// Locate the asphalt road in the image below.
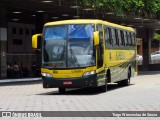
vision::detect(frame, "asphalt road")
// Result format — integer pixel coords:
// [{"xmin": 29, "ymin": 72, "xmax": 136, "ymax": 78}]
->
[{"xmin": 0, "ymin": 72, "xmax": 160, "ymax": 119}]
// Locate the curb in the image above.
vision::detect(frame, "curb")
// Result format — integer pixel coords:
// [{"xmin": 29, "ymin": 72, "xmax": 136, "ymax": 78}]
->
[{"xmin": 0, "ymin": 78, "xmax": 42, "ymax": 84}]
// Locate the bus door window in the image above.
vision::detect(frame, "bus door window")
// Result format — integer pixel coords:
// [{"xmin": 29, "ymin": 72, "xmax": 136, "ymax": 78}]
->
[
  {"xmin": 96, "ymin": 24, "xmax": 104, "ymax": 68},
  {"xmin": 98, "ymin": 31, "xmax": 104, "ymax": 68}
]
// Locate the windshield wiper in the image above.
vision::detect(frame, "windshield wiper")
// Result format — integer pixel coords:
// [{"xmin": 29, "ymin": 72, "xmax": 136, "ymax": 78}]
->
[{"xmin": 69, "ymin": 47, "xmax": 80, "ymax": 67}]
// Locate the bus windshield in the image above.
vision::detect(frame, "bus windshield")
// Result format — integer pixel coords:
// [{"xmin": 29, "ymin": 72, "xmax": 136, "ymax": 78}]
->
[{"xmin": 43, "ymin": 24, "xmax": 95, "ymax": 69}]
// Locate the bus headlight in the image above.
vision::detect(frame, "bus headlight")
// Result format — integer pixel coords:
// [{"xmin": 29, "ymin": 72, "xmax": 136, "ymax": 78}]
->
[
  {"xmin": 41, "ymin": 72, "xmax": 53, "ymax": 77},
  {"xmin": 83, "ymin": 71, "xmax": 96, "ymax": 76}
]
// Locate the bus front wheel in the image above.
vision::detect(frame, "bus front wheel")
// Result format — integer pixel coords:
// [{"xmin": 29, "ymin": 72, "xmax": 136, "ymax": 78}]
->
[
  {"xmin": 99, "ymin": 75, "xmax": 108, "ymax": 92},
  {"xmin": 59, "ymin": 88, "xmax": 66, "ymax": 93}
]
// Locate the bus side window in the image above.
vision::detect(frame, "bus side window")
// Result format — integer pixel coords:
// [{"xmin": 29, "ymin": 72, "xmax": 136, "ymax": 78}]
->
[
  {"xmin": 108, "ymin": 28, "xmax": 112, "ymax": 45},
  {"xmin": 115, "ymin": 29, "xmax": 119, "ymax": 46},
  {"xmin": 120, "ymin": 30, "xmax": 125, "ymax": 46},
  {"xmin": 104, "ymin": 26, "xmax": 111, "ymax": 47},
  {"xmin": 124, "ymin": 31, "xmax": 128, "ymax": 46},
  {"xmin": 111, "ymin": 28, "xmax": 116, "ymax": 46},
  {"xmin": 131, "ymin": 33, "xmax": 135, "ymax": 46},
  {"xmin": 129, "ymin": 32, "xmax": 133, "ymax": 46},
  {"xmin": 127, "ymin": 32, "xmax": 131, "ymax": 46},
  {"xmin": 118, "ymin": 30, "xmax": 122, "ymax": 46}
]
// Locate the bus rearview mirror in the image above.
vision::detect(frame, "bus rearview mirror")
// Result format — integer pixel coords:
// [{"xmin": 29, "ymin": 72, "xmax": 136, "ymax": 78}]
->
[
  {"xmin": 32, "ymin": 34, "xmax": 42, "ymax": 49},
  {"xmin": 93, "ymin": 31, "xmax": 100, "ymax": 46}
]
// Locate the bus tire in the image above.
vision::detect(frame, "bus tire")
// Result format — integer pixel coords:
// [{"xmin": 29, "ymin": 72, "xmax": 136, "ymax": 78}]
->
[
  {"xmin": 100, "ymin": 84, "xmax": 107, "ymax": 92},
  {"xmin": 99, "ymin": 75, "xmax": 108, "ymax": 92},
  {"xmin": 125, "ymin": 69, "xmax": 131, "ymax": 86},
  {"xmin": 59, "ymin": 88, "xmax": 66, "ymax": 93},
  {"xmin": 118, "ymin": 69, "xmax": 131, "ymax": 86}
]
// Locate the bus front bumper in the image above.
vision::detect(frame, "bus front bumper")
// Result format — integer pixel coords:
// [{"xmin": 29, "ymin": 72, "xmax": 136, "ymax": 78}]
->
[{"xmin": 42, "ymin": 74, "xmax": 97, "ymax": 88}]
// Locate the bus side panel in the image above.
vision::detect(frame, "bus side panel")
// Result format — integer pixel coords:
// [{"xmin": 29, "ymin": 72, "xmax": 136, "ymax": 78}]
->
[{"xmin": 104, "ymin": 49, "xmax": 136, "ymax": 83}]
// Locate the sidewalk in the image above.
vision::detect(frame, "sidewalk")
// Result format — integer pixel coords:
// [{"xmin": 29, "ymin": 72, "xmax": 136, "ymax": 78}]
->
[
  {"xmin": 138, "ymin": 71, "xmax": 160, "ymax": 75},
  {"xmin": 0, "ymin": 77, "xmax": 42, "ymax": 84}
]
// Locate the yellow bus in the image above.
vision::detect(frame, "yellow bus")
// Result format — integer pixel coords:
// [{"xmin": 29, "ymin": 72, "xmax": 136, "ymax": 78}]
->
[{"xmin": 32, "ymin": 19, "xmax": 136, "ymax": 93}]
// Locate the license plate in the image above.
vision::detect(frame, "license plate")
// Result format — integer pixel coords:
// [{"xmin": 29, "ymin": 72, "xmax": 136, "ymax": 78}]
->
[{"xmin": 63, "ymin": 81, "xmax": 72, "ymax": 85}]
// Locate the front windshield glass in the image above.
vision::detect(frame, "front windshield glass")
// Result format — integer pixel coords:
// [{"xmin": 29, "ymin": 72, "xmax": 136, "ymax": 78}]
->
[
  {"xmin": 43, "ymin": 25, "xmax": 67, "ymax": 68},
  {"xmin": 68, "ymin": 24, "xmax": 95, "ymax": 68},
  {"xmin": 43, "ymin": 24, "xmax": 95, "ymax": 69}
]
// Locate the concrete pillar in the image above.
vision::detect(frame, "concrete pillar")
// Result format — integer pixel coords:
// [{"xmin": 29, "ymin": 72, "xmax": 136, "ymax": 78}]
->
[
  {"xmin": 35, "ymin": 13, "xmax": 49, "ymax": 33},
  {"xmin": 142, "ymin": 28, "xmax": 154, "ymax": 70},
  {"xmin": 35, "ymin": 13, "xmax": 44, "ymax": 33},
  {"xmin": 0, "ymin": 7, "xmax": 7, "ymax": 78},
  {"xmin": 136, "ymin": 28, "xmax": 154, "ymax": 71}
]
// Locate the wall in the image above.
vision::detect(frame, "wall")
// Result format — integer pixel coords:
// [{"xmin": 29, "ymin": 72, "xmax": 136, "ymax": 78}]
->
[{"xmin": 7, "ymin": 22, "xmax": 37, "ymax": 72}]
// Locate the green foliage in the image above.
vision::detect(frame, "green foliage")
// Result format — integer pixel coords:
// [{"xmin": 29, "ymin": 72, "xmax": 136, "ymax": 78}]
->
[
  {"xmin": 155, "ymin": 34, "xmax": 160, "ymax": 41},
  {"xmin": 79, "ymin": 0, "xmax": 160, "ymax": 16}
]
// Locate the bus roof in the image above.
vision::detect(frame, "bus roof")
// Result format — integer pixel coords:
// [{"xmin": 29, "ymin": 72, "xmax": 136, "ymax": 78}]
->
[{"xmin": 44, "ymin": 19, "xmax": 135, "ymax": 32}]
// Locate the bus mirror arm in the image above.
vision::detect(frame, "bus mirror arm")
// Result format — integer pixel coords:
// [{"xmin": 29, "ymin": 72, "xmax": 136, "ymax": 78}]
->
[
  {"xmin": 93, "ymin": 31, "xmax": 100, "ymax": 46},
  {"xmin": 32, "ymin": 34, "xmax": 42, "ymax": 49}
]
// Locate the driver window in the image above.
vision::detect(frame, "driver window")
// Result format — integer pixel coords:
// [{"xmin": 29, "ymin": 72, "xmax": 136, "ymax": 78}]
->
[{"xmin": 97, "ymin": 24, "xmax": 102, "ymax": 31}]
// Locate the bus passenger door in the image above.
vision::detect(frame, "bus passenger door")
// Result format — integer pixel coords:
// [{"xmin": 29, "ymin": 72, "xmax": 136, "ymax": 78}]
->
[
  {"xmin": 96, "ymin": 24, "xmax": 104, "ymax": 68},
  {"xmin": 98, "ymin": 31, "xmax": 104, "ymax": 68}
]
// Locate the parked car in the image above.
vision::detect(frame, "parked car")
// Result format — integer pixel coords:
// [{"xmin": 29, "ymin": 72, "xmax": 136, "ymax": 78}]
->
[
  {"xmin": 151, "ymin": 50, "xmax": 160, "ymax": 64},
  {"xmin": 137, "ymin": 55, "xmax": 143, "ymax": 65},
  {"xmin": 137, "ymin": 50, "xmax": 160, "ymax": 65}
]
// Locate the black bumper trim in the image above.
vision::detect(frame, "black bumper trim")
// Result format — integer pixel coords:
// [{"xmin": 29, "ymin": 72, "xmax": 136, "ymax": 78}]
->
[{"xmin": 42, "ymin": 74, "xmax": 97, "ymax": 88}]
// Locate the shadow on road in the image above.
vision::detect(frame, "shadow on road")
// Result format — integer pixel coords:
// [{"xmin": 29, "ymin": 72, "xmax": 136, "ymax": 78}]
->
[{"xmin": 37, "ymin": 84, "xmax": 134, "ymax": 96}]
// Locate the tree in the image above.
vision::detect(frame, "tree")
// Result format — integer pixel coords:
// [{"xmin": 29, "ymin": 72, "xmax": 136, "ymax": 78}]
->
[
  {"xmin": 78, "ymin": 0, "xmax": 160, "ymax": 17},
  {"xmin": 155, "ymin": 34, "xmax": 160, "ymax": 41}
]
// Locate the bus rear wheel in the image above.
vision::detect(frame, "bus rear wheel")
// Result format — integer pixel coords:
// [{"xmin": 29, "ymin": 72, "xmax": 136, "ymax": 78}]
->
[
  {"xmin": 59, "ymin": 88, "xmax": 66, "ymax": 93},
  {"xmin": 125, "ymin": 70, "xmax": 131, "ymax": 86},
  {"xmin": 118, "ymin": 70, "xmax": 131, "ymax": 86}
]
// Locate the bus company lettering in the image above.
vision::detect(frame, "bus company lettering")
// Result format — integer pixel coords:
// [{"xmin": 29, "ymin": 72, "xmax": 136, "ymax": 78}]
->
[{"xmin": 116, "ymin": 52, "xmax": 125, "ymax": 60}]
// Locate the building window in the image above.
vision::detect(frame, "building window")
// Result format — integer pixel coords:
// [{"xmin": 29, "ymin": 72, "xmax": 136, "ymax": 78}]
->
[
  {"xmin": 25, "ymin": 29, "xmax": 30, "ymax": 35},
  {"xmin": 12, "ymin": 28, "xmax": 17, "ymax": 34},
  {"xmin": 19, "ymin": 28, "xmax": 23, "ymax": 35},
  {"xmin": 13, "ymin": 39, "xmax": 23, "ymax": 45},
  {"xmin": 31, "ymin": 29, "xmax": 35, "ymax": 35}
]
